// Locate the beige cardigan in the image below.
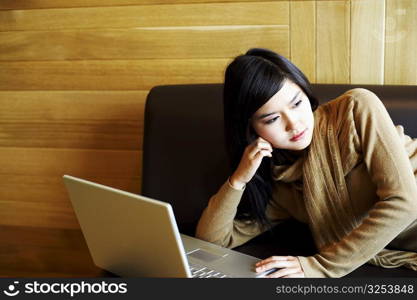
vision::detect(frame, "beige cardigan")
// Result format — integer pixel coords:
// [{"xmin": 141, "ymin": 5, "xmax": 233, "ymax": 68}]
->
[{"xmin": 196, "ymin": 89, "xmax": 417, "ymax": 277}]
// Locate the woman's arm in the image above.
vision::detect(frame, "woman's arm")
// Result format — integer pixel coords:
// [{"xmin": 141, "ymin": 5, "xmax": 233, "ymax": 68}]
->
[
  {"xmin": 195, "ymin": 178, "xmax": 290, "ymax": 249},
  {"xmin": 298, "ymin": 88, "xmax": 417, "ymax": 277}
]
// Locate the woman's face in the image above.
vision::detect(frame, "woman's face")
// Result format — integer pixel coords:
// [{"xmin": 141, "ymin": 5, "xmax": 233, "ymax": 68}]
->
[{"xmin": 250, "ymin": 79, "xmax": 314, "ymax": 151}]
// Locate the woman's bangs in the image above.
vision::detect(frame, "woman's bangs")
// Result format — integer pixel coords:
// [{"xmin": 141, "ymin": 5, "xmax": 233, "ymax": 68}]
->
[{"xmin": 249, "ymin": 63, "xmax": 283, "ymax": 113}]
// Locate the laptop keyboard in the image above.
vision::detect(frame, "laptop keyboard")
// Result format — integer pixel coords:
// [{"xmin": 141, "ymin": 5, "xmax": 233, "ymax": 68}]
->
[{"xmin": 189, "ymin": 265, "xmax": 229, "ymax": 278}]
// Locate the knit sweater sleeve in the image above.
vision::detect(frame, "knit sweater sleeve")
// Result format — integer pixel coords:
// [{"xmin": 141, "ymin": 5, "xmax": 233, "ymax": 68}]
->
[
  {"xmin": 195, "ymin": 178, "xmax": 291, "ymax": 249},
  {"xmin": 297, "ymin": 88, "xmax": 417, "ymax": 277}
]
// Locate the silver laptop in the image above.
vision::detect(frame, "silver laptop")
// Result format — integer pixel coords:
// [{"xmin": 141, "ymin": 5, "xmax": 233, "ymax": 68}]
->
[{"xmin": 63, "ymin": 175, "xmax": 277, "ymax": 278}]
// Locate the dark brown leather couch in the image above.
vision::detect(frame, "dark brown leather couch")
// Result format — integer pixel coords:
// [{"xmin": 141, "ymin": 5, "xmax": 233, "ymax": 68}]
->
[{"xmin": 142, "ymin": 83, "xmax": 417, "ymax": 277}]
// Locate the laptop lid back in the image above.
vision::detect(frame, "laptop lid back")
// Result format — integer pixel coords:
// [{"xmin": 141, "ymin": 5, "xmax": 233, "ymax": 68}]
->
[{"xmin": 63, "ymin": 175, "xmax": 191, "ymax": 277}]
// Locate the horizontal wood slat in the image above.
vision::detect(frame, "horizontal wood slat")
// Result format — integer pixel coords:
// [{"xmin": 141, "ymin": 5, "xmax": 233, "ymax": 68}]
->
[
  {"xmin": 0, "ymin": 59, "xmax": 229, "ymax": 90},
  {"xmin": 0, "ymin": 0, "xmax": 286, "ymax": 10},
  {"xmin": 0, "ymin": 2, "xmax": 288, "ymax": 31},
  {"xmin": 0, "ymin": 91, "xmax": 146, "ymax": 149},
  {"xmin": 0, "ymin": 148, "xmax": 142, "ymax": 186},
  {"xmin": 0, "ymin": 147, "xmax": 142, "ymax": 228},
  {"xmin": 0, "ymin": 26, "xmax": 289, "ymax": 61},
  {"xmin": 0, "ymin": 199, "xmax": 78, "ymax": 229},
  {"xmin": 0, "ymin": 225, "xmax": 105, "ymax": 277}
]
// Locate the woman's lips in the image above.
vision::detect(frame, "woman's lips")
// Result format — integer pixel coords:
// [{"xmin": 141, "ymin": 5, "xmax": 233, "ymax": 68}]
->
[{"xmin": 290, "ymin": 129, "xmax": 306, "ymax": 141}]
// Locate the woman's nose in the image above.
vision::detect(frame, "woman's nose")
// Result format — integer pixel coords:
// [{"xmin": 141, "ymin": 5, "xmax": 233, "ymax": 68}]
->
[{"xmin": 285, "ymin": 113, "xmax": 300, "ymax": 132}]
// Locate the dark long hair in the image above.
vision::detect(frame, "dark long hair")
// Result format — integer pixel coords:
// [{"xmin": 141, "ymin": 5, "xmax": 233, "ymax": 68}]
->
[{"xmin": 223, "ymin": 48, "xmax": 319, "ymax": 229}]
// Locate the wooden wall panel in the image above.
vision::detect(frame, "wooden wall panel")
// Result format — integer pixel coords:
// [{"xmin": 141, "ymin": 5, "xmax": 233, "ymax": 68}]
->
[
  {"xmin": 316, "ymin": 0, "xmax": 350, "ymax": 83},
  {"xmin": 0, "ymin": 0, "xmax": 281, "ymax": 10},
  {"xmin": 384, "ymin": 0, "xmax": 417, "ymax": 85},
  {"xmin": 0, "ymin": 59, "xmax": 228, "ymax": 90},
  {"xmin": 351, "ymin": 0, "xmax": 385, "ymax": 84},
  {"xmin": 290, "ymin": 0, "xmax": 316, "ymax": 82},
  {"xmin": 0, "ymin": 91, "xmax": 145, "ymax": 150},
  {"xmin": 0, "ymin": 0, "xmax": 416, "ymax": 232},
  {"xmin": 0, "ymin": 1, "xmax": 291, "ymax": 230},
  {"xmin": 0, "ymin": 2, "xmax": 288, "ymax": 31},
  {"xmin": 0, "ymin": 225, "xmax": 105, "ymax": 277},
  {"xmin": 0, "ymin": 147, "xmax": 141, "ymax": 228},
  {"xmin": 0, "ymin": 26, "xmax": 289, "ymax": 61}
]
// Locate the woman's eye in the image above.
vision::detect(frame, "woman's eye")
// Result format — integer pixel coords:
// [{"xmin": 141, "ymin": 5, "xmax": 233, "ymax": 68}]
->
[
  {"xmin": 265, "ymin": 117, "xmax": 279, "ymax": 124},
  {"xmin": 294, "ymin": 99, "xmax": 303, "ymax": 107}
]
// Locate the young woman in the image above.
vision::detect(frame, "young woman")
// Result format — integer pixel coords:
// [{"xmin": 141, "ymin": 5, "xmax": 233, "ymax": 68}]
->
[{"xmin": 195, "ymin": 48, "xmax": 417, "ymax": 278}]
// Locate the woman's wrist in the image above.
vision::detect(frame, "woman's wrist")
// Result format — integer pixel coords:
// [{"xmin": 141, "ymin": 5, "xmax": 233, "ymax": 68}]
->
[{"xmin": 229, "ymin": 175, "xmax": 246, "ymax": 190}]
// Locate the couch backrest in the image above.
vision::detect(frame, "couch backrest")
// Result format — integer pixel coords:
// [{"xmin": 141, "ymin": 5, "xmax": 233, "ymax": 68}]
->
[{"xmin": 142, "ymin": 84, "xmax": 417, "ymax": 234}]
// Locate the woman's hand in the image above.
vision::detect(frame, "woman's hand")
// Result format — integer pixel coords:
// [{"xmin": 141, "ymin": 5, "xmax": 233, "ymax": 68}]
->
[
  {"xmin": 229, "ymin": 137, "xmax": 273, "ymax": 189},
  {"xmin": 255, "ymin": 256, "xmax": 305, "ymax": 278}
]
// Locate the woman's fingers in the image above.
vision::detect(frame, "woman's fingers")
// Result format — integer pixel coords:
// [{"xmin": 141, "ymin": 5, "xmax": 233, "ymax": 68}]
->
[
  {"xmin": 253, "ymin": 139, "xmax": 273, "ymax": 152},
  {"xmin": 231, "ymin": 136, "xmax": 274, "ymax": 185},
  {"xmin": 256, "ymin": 256, "xmax": 294, "ymax": 268},
  {"xmin": 256, "ymin": 256, "xmax": 305, "ymax": 278},
  {"xmin": 247, "ymin": 139, "xmax": 273, "ymax": 160},
  {"xmin": 255, "ymin": 150, "xmax": 273, "ymax": 159},
  {"xmin": 248, "ymin": 146, "xmax": 272, "ymax": 160},
  {"xmin": 255, "ymin": 260, "xmax": 294, "ymax": 273},
  {"xmin": 266, "ymin": 268, "xmax": 302, "ymax": 278}
]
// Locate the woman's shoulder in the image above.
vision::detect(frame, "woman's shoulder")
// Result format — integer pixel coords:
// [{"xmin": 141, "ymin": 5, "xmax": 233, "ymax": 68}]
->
[
  {"xmin": 318, "ymin": 89, "xmax": 372, "ymax": 163},
  {"xmin": 314, "ymin": 88, "xmax": 386, "ymax": 133},
  {"xmin": 326, "ymin": 88, "xmax": 384, "ymax": 115},
  {"xmin": 314, "ymin": 87, "xmax": 387, "ymax": 136},
  {"xmin": 341, "ymin": 87, "xmax": 378, "ymax": 98}
]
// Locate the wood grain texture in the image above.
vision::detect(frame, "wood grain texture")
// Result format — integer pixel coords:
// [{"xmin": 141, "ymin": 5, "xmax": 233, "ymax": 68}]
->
[
  {"xmin": 0, "ymin": 2, "xmax": 288, "ymax": 31},
  {"xmin": 1, "ymin": 0, "xmax": 416, "ymax": 234},
  {"xmin": 0, "ymin": 147, "xmax": 142, "ymax": 228},
  {"xmin": 0, "ymin": 225, "xmax": 106, "ymax": 277},
  {"xmin": 0, "ymin": 0, "xmax": 344, "ymax": 9},
  {"xmin": 0, "ymin": 59, "xmax": 229, "ymax": 90},
  {"xmin": 290, "ymin": 0, "xmax": 316, "ymax": 82},
  {"xmin": 0, "ymin": 26, "xmax": 289, "ymax": 61},
  {"xmin": 0, "ymin": 91, "xmax": 145, "ymax": 149},
  {"xmin": 316, "ymin": 0, "xmax": 350, "ymax": 83},
  {"xmin": 351, "ymin": 0, "xmax": 385, "ymax": 84},
  {"xmin": 384, "ymin": 0, "xmax": 417, "ymax": 85},
  {"xmin": 0, "ymin": 0, "xmax": 286, "ymax": 10}
]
